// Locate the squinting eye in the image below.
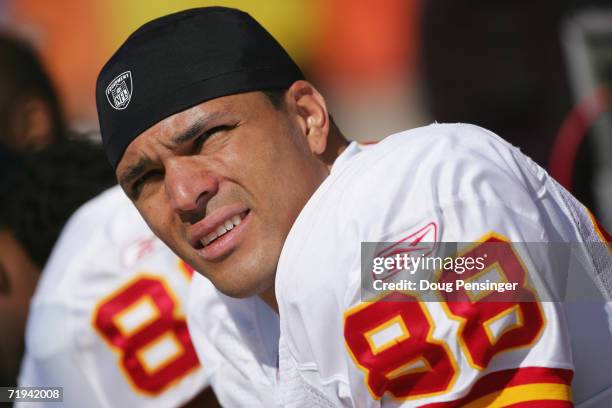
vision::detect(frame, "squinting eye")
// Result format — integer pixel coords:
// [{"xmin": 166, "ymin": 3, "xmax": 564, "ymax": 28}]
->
[
  {"xmin": 131, "ymin": 169, "xmax": 164, "ymax": 198},
  {"xmin": 194, "ymin": 125, "xmax": 235, "ymax": 151}
]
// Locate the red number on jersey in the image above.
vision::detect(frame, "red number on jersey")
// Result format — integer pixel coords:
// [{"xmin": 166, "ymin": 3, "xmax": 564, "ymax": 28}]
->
[
  {"xmin": 439, "ymin": 235, "xmax": 544, "ymax": 369},
  {"xmin": 344, "ymin": 292, "xmax": 457, "ymax": 400},
  {"xmin": 345, "ymin": 235, "xmax": 546, "ymax": 401},
  {"xmin": 93, "ymin": 276, "xmax": 199, "ymax": 394}
]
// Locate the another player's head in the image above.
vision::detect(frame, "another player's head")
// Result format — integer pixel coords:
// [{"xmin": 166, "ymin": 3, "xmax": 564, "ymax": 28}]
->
[
  {"xmin": 97, "ymin": 7, "xmax": 347, "ymax": 303},
  {"xmin": 0, "ymin": 33, "xmax": 66, "ymax": 151},
  {"xmin": 0, "ymin": 138, "xmax": 116, "ymax": 385}
]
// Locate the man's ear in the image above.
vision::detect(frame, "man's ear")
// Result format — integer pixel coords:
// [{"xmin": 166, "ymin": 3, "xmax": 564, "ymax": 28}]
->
[{"xmin": 285, "ymin": 80, "xmax": 330, "ymax": 156}]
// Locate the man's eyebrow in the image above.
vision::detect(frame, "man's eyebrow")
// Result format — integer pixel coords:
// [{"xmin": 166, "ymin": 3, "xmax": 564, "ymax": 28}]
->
[
  {"xmin": 119, "ymin": 111, "xmax": 228, "ymax": 188},
  {"xmin": 171, "ymin": 111, "xmax": 226, "ymax": 147},
  {"xmin": 119, "ymin": 157, "xmax": 150, "ymax": 188}
]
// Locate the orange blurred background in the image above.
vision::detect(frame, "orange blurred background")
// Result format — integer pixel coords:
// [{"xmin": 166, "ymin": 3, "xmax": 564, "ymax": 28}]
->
[
  {"xmin": 1, "ymin": 0, "xmax": 611, "ymax": 227},
  {"xmin": 2, "ymin": 0, "xmax": 422, "ymax": 137}
]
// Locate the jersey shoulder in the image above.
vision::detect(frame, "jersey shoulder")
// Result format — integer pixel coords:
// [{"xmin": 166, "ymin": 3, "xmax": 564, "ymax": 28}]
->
[
  {"xmin": 339, "ymin": 123, "xmax": 547, "ymax": 226},
  {"xmin": 36, "ymin": 185, "xmax": 134, "ymax": 298},
  {"xmin": 278, "ymin": 123, "xmax": 551, "ymax": 299}
]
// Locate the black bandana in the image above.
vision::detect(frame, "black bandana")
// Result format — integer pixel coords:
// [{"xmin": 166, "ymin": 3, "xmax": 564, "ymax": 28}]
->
[{"xmin": 96, "ymin": 7, "xmax": 304, "ymax": 169}]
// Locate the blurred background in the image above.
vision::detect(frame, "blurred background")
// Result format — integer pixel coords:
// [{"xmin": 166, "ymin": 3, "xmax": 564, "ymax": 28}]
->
[{"xmin": 1, "ymin": 0, "xmax": 611, "ymax": 228}]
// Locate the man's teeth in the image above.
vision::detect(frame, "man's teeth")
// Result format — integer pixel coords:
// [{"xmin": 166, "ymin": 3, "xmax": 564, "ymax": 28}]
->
[{"xmin": 201, "ymin": 215, "xmax": 243, "ymax": 247}]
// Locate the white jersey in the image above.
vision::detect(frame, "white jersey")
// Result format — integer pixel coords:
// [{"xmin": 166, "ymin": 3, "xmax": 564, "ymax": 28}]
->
[
  {"xmin": 18, "ymin": 186, "xmax": 210, "ymax": 407},
  {"xmin": 274, "ymin": 123, "xmax": 612, "ymax": 407},
  {"xmin": 187, "ymin": 273, "xmax": 280, "ymax": 407}
]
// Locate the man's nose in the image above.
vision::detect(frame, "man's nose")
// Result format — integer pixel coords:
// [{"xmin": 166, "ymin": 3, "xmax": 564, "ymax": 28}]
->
[{"xmin": 164, "ymin": 156, "xmax": 218, "ymax": 223}]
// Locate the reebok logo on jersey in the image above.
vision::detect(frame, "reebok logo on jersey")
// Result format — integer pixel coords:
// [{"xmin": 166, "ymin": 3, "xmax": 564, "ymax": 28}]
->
[
  {"xmin": 121, "ymin": 235, "xmax": 157, "ymax": 267},
  {"xmin": 372, "ymin": 222, "xmax": 437, "ymax": 281}
]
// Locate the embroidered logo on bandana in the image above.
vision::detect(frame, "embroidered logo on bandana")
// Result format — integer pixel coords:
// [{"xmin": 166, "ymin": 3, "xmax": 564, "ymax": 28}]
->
[{"xmin": 106, "ymin": 71, "xmax": 133, "ymax": 110}]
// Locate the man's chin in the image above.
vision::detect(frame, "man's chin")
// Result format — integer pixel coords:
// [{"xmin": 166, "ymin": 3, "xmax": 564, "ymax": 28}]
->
[{"xmin": 210, "ymin": 271, "xmax": 276, "ymax": 301}]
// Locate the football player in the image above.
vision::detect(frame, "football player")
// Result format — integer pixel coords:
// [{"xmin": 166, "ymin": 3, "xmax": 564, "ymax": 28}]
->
[
  {"xmin": 0, "ymin": 140, "xmax": 215, "ymax": 406},
  {"xmin": 95, "ymin": 7, "xmax": 612, "ymax": 407},
  {"xmin": 18, "ymin": 186, "xmax": 216, "ymax": 407}
]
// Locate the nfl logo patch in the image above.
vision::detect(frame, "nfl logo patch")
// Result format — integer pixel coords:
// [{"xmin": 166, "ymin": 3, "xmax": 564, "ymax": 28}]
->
[{"xmin": 106, "ymin": 71, "xmax": 133, "ymax": 110}]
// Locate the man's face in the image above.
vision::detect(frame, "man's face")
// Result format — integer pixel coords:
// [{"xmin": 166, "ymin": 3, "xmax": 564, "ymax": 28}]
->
[{"xmin": 117, "ymin": 91, "xmax": 329, "ymax": 298}]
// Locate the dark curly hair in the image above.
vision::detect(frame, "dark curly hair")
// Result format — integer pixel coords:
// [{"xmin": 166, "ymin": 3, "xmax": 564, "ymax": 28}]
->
[
  {"xmin": 0, "ymin": 137, "xmax": 117, "ymax": 268},
  {"xmin": 0, "ymin": 33, "xmax": 66, "ymax": 149}
]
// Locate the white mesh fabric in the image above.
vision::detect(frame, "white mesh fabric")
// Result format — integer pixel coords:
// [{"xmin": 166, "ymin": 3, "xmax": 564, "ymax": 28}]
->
[{"xmin": 553, "ymin": 179, "xmax": 612, "ymax": 299}]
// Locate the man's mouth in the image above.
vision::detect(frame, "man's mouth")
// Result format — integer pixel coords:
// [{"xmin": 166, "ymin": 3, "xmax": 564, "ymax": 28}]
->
[
  {"xmin": 199, "ymin": 212, "xmax": 246, "ymax": 248},
  {"xmin": 188, "ymin": 205, "xmax": 251, "ymax": 260}
]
